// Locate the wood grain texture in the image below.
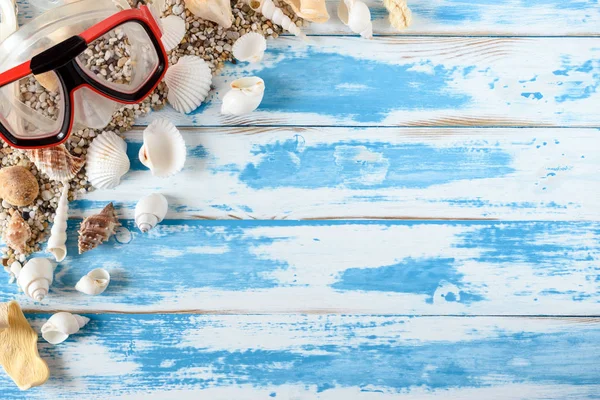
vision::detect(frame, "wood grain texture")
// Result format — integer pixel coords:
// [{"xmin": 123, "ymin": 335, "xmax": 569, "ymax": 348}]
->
[
  {"xmin": 136, "ymin": 37, "xmax": 600, "ymax": 128},
  {"xmin": 1, "ymin": 314, "xmax": 599, "ymax": 398},
  {"xmin": 72, "ymin": 127, "xmax": 600, "ymax": 220},
  {"xmin": 2, "ymin": 220, "xmax": 598, "ymax": 315},
  {"xmin": 15, "ymin": 0, "xmax": 600, "ymax": 36}
]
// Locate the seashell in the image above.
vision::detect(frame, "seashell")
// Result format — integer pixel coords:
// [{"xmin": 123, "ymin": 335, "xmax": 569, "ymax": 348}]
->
[
  {"xmin": 135, "ymin": 193, "xmax": 168, "ymax": 233},
  {"xmin": 0, "ymin": 166, "xmax": 39, "ymax": 207},
  {"xmin": 14, "ymin": 258, "xmax": 57, "ymax": 302},
  {"xmin": 232, "ymin": 32, "xmax": 267, "ymax": 63},
  {"xmin": 164, "ymin": 55, "xmax": 212, "ymax": 114},
  {"xmin": 46, "ymin": 183, "xmax": 69, "ymax": 262},
  {"xmin": 221, "ymin": 76, "xmax": 265, "ymax": 115},
  {"xmin": 185, "ymin": 0, "xmax": 233, "ymax": 28},
  {"xmin": 25, "ymin": 145, "xmax": 85, "ymax": 182},
  {"xmin": 139, "ymin": 119, "xmax": 186, "ymax": 177},
  {"xmin": 160, "ymin": 15, "xmax": 186, "ymax": 52},
  {"xmin": 75, "ymin": 268, "xmax": 110, "ymax": 296},
  {"xmin": 338, "ymin": 0, "xmax": 373, "ymax": 39},
  {"xmin": 247, "ymin": 0, "xmax": 307, "ymax": 40},
  {"xmin": 3, "ymin": 210, "xmax": 31, "ymax": 254},
  {"xmin": 383, "ymin": 0, "xmax": 411, "ymax": 30},
  {"xmin": 86, "ymin": 131, "xmax": 130, "ymax": 189},
  {"xmin": 0, "ymin": 0, "xmax": 18, "ymax": 42},
  {"xmin": 78, "ymin": 203, "xmax": 120, "ymax": 254},
  {"xmin": 34, "ymin": 72, "xmax": 60, "ymax": 93},
  {"xmin": 282, "ymin": 0, "xmax": 329, "ymax": 23},
  {"xmin": 41, "ymin": 312, "xmax": 89, "ymax": 345}
]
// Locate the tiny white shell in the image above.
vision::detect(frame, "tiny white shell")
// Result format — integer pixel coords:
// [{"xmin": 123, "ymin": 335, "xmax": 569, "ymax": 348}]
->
[
  {"xmin": 338, "ymin": 0, "xmax": 372, "ymax": 39},
  {"xmin": 232, "ymin": 32, "xmax": 267, "ymax": 63},
  {"xmin": 164, "ymin": 56, "xmax": 212, "ymax": 114},
  {"xmin": 160, "ymin": 15, "xmax": 186, "ymax": 52},
  {"xmin": 75, "ymin": 268, "xmax": 110, "ymax": 296},
  {"xmin": 86, "ymin": 131, "xmax": 130, "ymax": 189},
  {"xmin": 139, "ymin": 119, "xmax": 186, "ymax": 177},
  {"xmin": 15, "ymin": 258, "xmax": 57, "ymax": 302},
  {"xmin": 41, "ymin": 312, "xmax": 90, "ymax": 345},
  {"xmin": 135, "ymin": 193, "xmax": 168, "ymax": 233},
  {"xmin": 221, "ymin": 76, "xmax": 265, "ymax": 115}
]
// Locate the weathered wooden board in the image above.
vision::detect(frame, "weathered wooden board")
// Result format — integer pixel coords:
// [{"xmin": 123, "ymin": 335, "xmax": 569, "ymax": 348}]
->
[
  {"xmin": 15, "ymin": 0, "xmax": 600, "ymax": 36},
  {"xmin": 136, "ymin": 37, "xmax": 600, "ymax": 128},
  {"xmin": 72, "ymin": 127, "xmax": 600, "ymax": 220},
  {"xmin": 3, "ymin": 220, "xmax": 598, "ymax": 315},
  {"xmin": 2, "ymin": 314, "xmax": 599, "ymax": 398}
]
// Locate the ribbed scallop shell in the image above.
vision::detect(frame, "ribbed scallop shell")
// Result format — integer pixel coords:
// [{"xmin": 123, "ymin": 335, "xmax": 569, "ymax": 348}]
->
[
  {"xmin": 164, "ymin": 56, "xmax": 212, "ymax": 114},
  {"xmin": 232, "ymin": 32, "xmax": 267, "ymax": 63},
  {"xmin": 78, "ymin": 203, "xmax": 120, "ymax": 254},
  {"xmin": 25, "ymin": 145, "xmax": 85, "ymax": 182},
  {"xmin": 139, "ymin": 119, "xmax": 186, "ymax": 177},
  {"xmin": 3, "ymin": 210, "xmax": 31, "ymax": 254},
  {"xmin": 86, "ymin": 131, "xmax": 130, "ymax": 189},
  {"xmin": 161, "ymin": 15, "xmax": 186, "ymax": 52}
]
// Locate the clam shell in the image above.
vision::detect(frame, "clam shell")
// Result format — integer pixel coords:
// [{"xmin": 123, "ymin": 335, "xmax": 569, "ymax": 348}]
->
[
  {"xmin": 25, "ymin": 145, "xmax": 85, "ymax": 182},
  {"xmin": 161, "ymin": 15, "xmax": 186, "ymax": 52},
  {"xmin": 232, "ymin": 32, "xmax": 267, "ymax": 63},
  {"xmin": 0, "ymin": 166, "xmax": 39, "ymax": 207},
  {"xmin": 86, "ymin": 131, "xmax": 130, "ymax": 189},
  {"xmin": 139, "ymin": 119, "xmax": 186, "ymax": 177},
  {"xmin": 78, "ymin": 203, "xmax": 120, "ymax": 254},
  {"xmin": 164, "ymin": 55, "xmax": 212, "ymax": 114}
]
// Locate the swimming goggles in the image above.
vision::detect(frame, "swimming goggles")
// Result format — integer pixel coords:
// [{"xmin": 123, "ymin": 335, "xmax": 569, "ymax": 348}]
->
[{"xmin": 0, "ymin": 5, "xmax": 167, "ymax": 149}]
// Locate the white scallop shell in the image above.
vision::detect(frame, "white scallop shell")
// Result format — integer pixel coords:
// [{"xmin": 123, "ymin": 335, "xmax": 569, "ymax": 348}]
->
[
  {"xmin": 135, "ymin": 193, "xmax": 169, "ymax": 233},
  {"xmin": 338, "ymin": 0, "xmax": 372, "ymax": 39},
  {"xmin": 75, "ymin": 268, "xmax": 110, "ymax": 296},
  {"xmin": 41, "ymin": 312, "xmax": 89, "ymax": 345},
  {"xmin": 139, "ymin": 119, "xmax": 186, "ymax": 177},
  {"xmin": 86, "ymin": 131, "xmax": 130, "ymax": 189},
  {"xmin": 232, "ymin": 32, "xmax": 267, "ymax": 63},
  {"xmin": 15, "ymin": 258, "xmax": 57, "ymax": 302},
  {"xmin": 160, "ymin": 15, "xmax": 186, "ymax": 52},
  {"xmin": 164, "ymin": 56, "xmax": 212, "ymax": 114},
  {"xmin": 221, "ymin": 76, "xmax": 265, "ymax": 115},
  {"xmin": 47, "ymin": 183, "xmax": 69, "ymax": 262}
]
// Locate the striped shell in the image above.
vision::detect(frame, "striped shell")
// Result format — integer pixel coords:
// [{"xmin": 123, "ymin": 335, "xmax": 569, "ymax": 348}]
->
[
  {"xmin": 3, "ymin": 210, "xmax": 32, "ymax": 254},
  {"xmin": 78, "ymin": 203, "xmax": 120, "ymax": 254},
  {"xmin": 26, "ymin": 145, "xmax": 85, "ymax": 182}
]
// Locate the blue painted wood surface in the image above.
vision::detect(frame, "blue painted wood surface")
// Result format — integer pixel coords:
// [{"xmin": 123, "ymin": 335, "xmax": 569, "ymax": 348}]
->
[{"xmin": 2, "ymin": 0, "xmax": 599, "ymax": 397}]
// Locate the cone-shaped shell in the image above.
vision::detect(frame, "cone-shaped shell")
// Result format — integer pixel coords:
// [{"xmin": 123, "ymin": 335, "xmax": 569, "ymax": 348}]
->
[
  {"xmin": 186, "ymin": 0, "xmax": 233, "ymax": 28},
  {"xmin": 3, "ymin": 210, "xmax": 31, "ymax": 254},
  {"xmin": 41, "ymin": 312, "xmax": 89, "ymax": 345},
  {"xmin": 164, "ymin": 56, "xmax": 212, "ymax": 114},
  {"xmin": 283, "ymin": 0, "xmax": 329, "ymax": 23},
  {"xmin": 75, "ymin": 268, "xmax": 110, "ymax": 295},
  {"xmin": 139, "ymin": 119, "xmax": 186, "ymax": 177},
  {"xmin": 86, "ymin": 131, "xmax": 130, "ymax": 189},
  {"xmin": 78, "ymin": 203, "xmax": 120, "ymax": 254},
  {"xmin": 25, "ymin": 145, "xmax": 85, "ymax": 182},
  {"xmin": 47, "ymin": 183, "xmax": 69, "ymax": 262},
  {"xmin": 338, "ymin": 0, "xmax": 372, "ymax": 39},
  {"xmin": 161, "ymin": 15, "xmax": 186, "ymax": 51},
  {"xmin": 16, "ymin": 258, "xmax": 56, "ymax": 302},
  {"xmin": 247, "ymin": 0, "xmax": 307, "ymax": 39},
  {"xmin": 221, "ymin": 76, "xmax": 265, "ymax": 115},
  {"xmin": 135, "ymin": 193, "xmax": 168, "ymax": 233},
  {"xmin": 232, "ymin": 32, "xmax": 267, "ymax": 63},
  {"xmin": 0, "ymin": 166, "xmax": 39, "ymax": 207}
]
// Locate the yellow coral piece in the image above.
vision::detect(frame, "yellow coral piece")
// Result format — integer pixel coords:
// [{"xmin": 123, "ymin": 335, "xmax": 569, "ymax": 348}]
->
[
  {"xmin": 383, "ymin": 0, "xmax": 412, "ymax": 30},
  {"xmin": 0, "ymin": 301, "xmax": 50, "ymax": 390}
]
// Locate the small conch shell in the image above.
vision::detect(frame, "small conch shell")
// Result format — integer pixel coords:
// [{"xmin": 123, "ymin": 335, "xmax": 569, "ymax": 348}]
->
[
  {"xmin": 0, "ymin": 166, "xmax": 39, "ymax": 207},
  {"xmin": 221, "ymin": 76, "xmax": 265, "ymax": 115},
  {"xmin": 185, "ymin": 0, "xmax": 233, "ymax": 28},
  {"xmin": 338, "ymin": 0, "xmax": 373, "ymax": 39},
  {"xmin": 78, "ymin": 203, "xmax": 120, "ymax": 254},
  {"xmin": 164, "ymin": 55, "xmax": 213, "ymax": 114},
  {"xmin": 86, "ymin": 131, "xmax": 130, "ymax": 189},
  {"xmin": 282, "ymin": 0, "xmax": 329, "ymax": 23},
  {"xmin": 75, "ymin": 268, "xmax": 110, "ymax": 296},
  {"xmin": 135, "ymin": 193, "xmax": 168, "ymax": 233},
  {"xmin": 25, "ymin": 145, "xmax": 85, "ymax": 182},
  {"xmin": 41, "ymin": 312, "xmax": 90, "ymax": 345},
  {"xmin": 139, "ymin": 119, "xmax": 187, "ymax": 177},
  {"xmin": 14, "ymin": 258, "xmax": 57, "ymax": 302},
  {"xmin": 160, "ymin": 15, "xmax": 186, "ymax": 52},
  {"xmin": 247, "ymin": 0, "xmax": 307, "ymax": 40},
  {"xmin": 46, "ymin": 183, "xmax": 69, "ymax": 262},
  {"xmin": 3, "ymin": 210, "xmax": 32, "ymax": 254},
  {"xmin": 232, "ymin": 32, "xmax": 267, "ymax": 63}
]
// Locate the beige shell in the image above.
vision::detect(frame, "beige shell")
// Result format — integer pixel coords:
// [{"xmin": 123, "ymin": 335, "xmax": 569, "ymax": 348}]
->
[
  {"xmin": 26, "ymin": 145, "xmax": 85, "ymax": 182},
  {"xmin": 0, "ymin": 166, "xmax": 39, "ymax": 207},
  {"xmin": 186, "ymin": 0, "xmax": 233, "ymax": 28},
  {"xmin": 282, "ymin": 0, "xmax": 329, "ymax": 22},
  {"xmin": 3, "ymin": 210, "xmax": 31, "ymax": 254},
  {"xmin": 78, "ymin": 203, "xmax": 120, "ymax": 254}
]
